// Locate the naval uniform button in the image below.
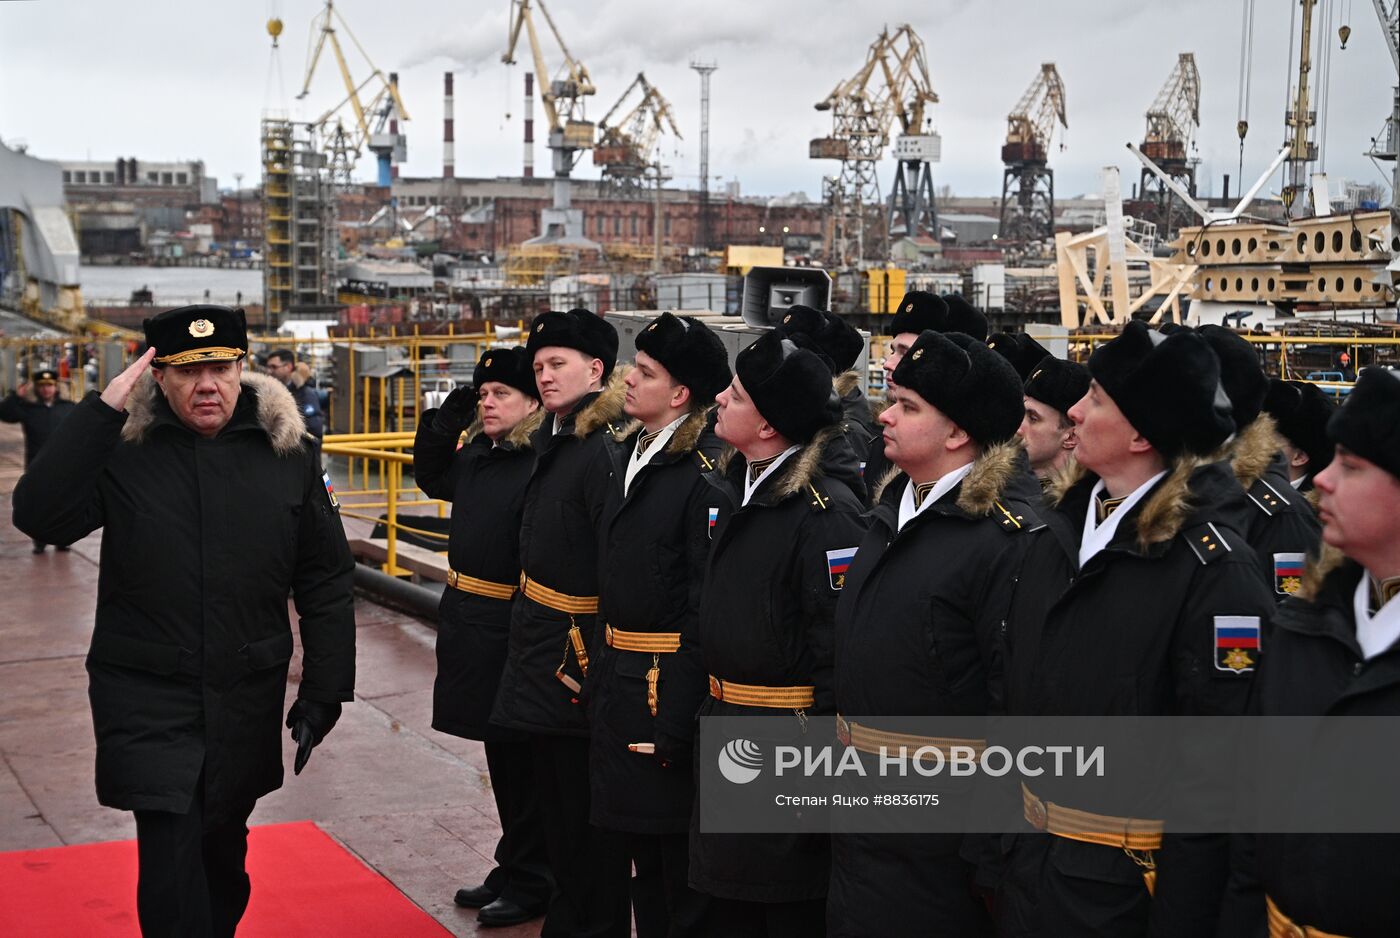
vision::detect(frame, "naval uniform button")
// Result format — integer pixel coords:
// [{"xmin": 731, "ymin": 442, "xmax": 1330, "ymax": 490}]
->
[{"xmin": 1354, "ymin": 661, "xmax": 1364, "ymax": 676}]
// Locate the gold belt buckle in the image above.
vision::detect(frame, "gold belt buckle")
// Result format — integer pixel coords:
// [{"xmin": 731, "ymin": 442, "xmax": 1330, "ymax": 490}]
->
[
  {"xmin": 1026, "ymin": 793, "xmax": 1049, "ymax": 831},
  {"xmin": 835, "ymin": 715, "xmax": 852, "ymax": 747},
  {"xmin": 708, "ymin": 675, "xmax": 724, "ymax": 701},
  {"xmin": 447, "ymin": 569, "xmax": 459, "ymax": 589}
]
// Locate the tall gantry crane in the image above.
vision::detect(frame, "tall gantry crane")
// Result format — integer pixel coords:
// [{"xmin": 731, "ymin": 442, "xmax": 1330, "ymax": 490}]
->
[
  {"xmin": 298, "ymin": 0, "xmax": 410, "ymax": 186},
  {"xmin": 503, "ymin": 0, "xmax": 596, "ymax": 243},
  {"xmin": 1367, "ymin": 0, "xmax": 1399, "ymax": 224},
  {"xmin": 998, "ymin": 63, "xmax": 1067, "ymax": 245},
  {"xmin": 811, "ymin": 24, "xmax": 941, "ymax": 267},
  {"xmin": 593, "ymin": 73, "xmax": 682, "ymax": 198},
  {"xmin": 1138, "ymin": 53, "xmax": 1201, "ymax": 241}
]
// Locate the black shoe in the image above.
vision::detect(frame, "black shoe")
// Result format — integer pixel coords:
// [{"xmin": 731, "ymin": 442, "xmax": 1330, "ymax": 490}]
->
[
  {"xmin": 452, "ymin": 883, "xmax": 497, "ymax": 909},
  {"xmin": 55, "ymin": 545, "xmax": 70, "ymax": 552},
  {"xmin": 477, "ymin": 897, "xmax": 542, "ymax": 928},
  {"xmin": 32, "ymin": 544, "xmax": 45, "ymax": 554}
]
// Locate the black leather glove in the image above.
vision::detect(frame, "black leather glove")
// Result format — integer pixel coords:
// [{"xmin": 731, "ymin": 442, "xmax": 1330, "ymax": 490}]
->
[
  {"xmin": 285, "ymin": 699, "xmax": 342, "ymax": 775},
  {"xmin": 652, "ymin": 725, "xmax": 693, "ymax": 770},
  {"xmin": 431, "ymin": 385, "xmax": 479, "ymax": 436}
]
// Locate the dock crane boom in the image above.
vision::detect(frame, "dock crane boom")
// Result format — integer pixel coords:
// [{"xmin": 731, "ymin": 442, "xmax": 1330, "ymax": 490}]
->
[
  {"xmin": 998, "ymin": 63, "xmax": 1067, "ymax": 245},
  {"xmin": 1138, "ymin": 53, "xmax": 1201, "ymax": 239},
  {"xmin": 594, "ymin": 73, "xmax": 682, "ymax": 197}
]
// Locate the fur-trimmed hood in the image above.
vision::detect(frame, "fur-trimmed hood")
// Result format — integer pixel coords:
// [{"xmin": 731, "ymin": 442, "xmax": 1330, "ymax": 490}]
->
[
  {"xmin": 871, "ymin": 440, "xmax": 1029, "ymax": 517},
  {"xmin": 715, "ymin": 422, "xmax": 860, "ymax": 503},
  {"xmin": 120, "ymin": 370, "xmax": 307, "ymax": 456},
  {"xmin": 609, "ymin": 404, "xmax": 713, "ymax": 457},
  {"xmin": 1220, "ymin": 413, "xmax": 1284, "ymax": 491},
  {"xmin": 466, "ymin": 406, "xmax": 546, "ymax": 450},
  {"xmin": 833, "ymin": 370, "xmax": 863, "ymax": 399},
  {"xmin": 1048, "ymin": 453, "xmax": 1230, "ymax": 551},
  {"xmin": 1298, "ymin": 543, "xmax": 1347, "ymax": 602},
  {"xmin": 566, "ymin": 366, "xmax": 629, "ymax": 439}
]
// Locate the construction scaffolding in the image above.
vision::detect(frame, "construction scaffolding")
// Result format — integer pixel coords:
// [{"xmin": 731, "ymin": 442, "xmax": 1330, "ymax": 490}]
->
[{"xmin": 262, "ymin": 118, "xmax": 337, "ymax": 326}]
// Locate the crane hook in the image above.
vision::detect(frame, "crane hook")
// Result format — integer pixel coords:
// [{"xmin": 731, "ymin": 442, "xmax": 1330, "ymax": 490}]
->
[{"xmin": 1338, "ymin": 24, "xmax": 1351, "ymax": 48}]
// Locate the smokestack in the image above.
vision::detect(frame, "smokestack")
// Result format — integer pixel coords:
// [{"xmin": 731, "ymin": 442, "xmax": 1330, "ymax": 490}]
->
[
  {"xmin": 1222, "ymin": 174, "xmax": 1231, "ymax": 201},
  {"xmin": 443, "ymin": 71, "xmax": 455, "ymax": 178},
  {"xmin": 389, "ymin": 72, "xmax": 401, "ymax": 180},
  {"xmin": 523, "ymin": 72, "xmax": 535, "ymax": 179}
]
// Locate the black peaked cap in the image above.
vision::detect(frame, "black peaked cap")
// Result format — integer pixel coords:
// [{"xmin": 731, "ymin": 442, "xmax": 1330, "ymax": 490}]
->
[
  {"xmin": 735, "ymin": 330, "xmax": 841, "ymax": 444},
  {"xmin": 143, "ymin": 305, "xmax": 249, "ymax": 367},
  {"xmin": 1088, "ymin": 320, "xmax": 1234, "ymax": 458},
  {"xmin": 635, "ymin": 312, "xmax": 732, "ymax": 404},
  {"xmin": 891, "ymin": 330, "xmax": 1025, "ymax": 446}
]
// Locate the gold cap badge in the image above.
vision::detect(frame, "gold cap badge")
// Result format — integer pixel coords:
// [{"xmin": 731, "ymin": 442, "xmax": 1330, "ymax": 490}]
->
[
  {"xmin": 188, "ymin": 319, "xmax": 215, "ymax": 338},
  {"xmin": 783, "ymin": 314, "xmax": 792, "ymax": 323},
  {"xmin": 912, "ymin": 349, "xmax": 923, "ymax": 360},
  {"xmin": 535, "ymin": 322, "xmax": 544, "ymax": 332},
  {"xmin": 905, "ymin": 303, "xmax": 914, "ymax": 312},
  {"xmin": 483, "ymin": 356, "xmax": 493, "ymax": 367}
]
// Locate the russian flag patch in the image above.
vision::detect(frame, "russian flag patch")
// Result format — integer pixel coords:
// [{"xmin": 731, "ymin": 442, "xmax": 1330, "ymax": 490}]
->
[
  {"xmin": 826, "ymin": 547, "xmax": 858, "ymax": 590},
  {"xmin": 1273, "ymin": 552, "xmax": 1305, "ymax": 595},
  {"xmin": 322, "ymin": 470, "xmax": 339, "ymax": 510},
  {"xmin": 707, "ymin": 506, "xmax": 719, "ymax": 539},
  {"xmin": 1214, "ymin": 616, "xmax": 1260, "ymax": 672}
]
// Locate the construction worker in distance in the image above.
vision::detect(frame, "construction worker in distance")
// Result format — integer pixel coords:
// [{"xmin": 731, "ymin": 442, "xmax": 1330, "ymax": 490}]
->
[
  {"xmin": 829, "ymin": 329, "xmax": 1042, "ymax": 937},
  {"xmin": 994, "ymin": 322, "xmax": 1275, "ymax": 937},
  {"xmin": 688, "ymin": 329, "xmax": 868, "ymax": 937},
  {"xmin": 588, "ymin": 312, "xmax": 731, "ymax": 938},
  {"xmin": 412, "ymin": 347, "xmax": 552, "ymax": 928},
  {"xmin": 490, "ymin": 308, "xmax": 632, "ymax": 938}
]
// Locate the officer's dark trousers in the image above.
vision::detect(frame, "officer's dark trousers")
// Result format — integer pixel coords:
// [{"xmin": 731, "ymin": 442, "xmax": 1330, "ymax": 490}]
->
[
  {"xmin": 482, "ymin": 737, "xmax": 552, "ymax": 909},
  {"xmin": 628, "ymin": 830, "xmax": 710, "ymax": 938},
  {"xmin": 530, "ymin": 734, "xmax": 631, "ymax": 938},
  {"xmin": 703, "ymin": 896, "xmax": 827, "ymax": 937},
  {"xmin": 132, "ymin": 787, "xmax": 256, "ymax": 938},
  {"xmin": 994, "ymin": 832, "xmax": 1150, "ymax": 938}
]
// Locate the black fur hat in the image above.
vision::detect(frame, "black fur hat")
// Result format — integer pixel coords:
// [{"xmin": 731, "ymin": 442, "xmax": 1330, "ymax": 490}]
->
[
  {"xmin": 1328, "ymin": 367, "xmax": 1400, "ymax": 480},
  {"xmin": 987, "ymin": 331, "xmax": 1052, "ymax": 381},
  {"xmin": 888, "ymin": 291, "xmax": 948, "ymax": 337},
  {"xmin": 1087, "ymin": 320, "xmax": 1235, "ymax": 458},
  {"xmin": 1198, "ymin": 325, "xmax": 1268, "ymax": 429},
  {"xmin": 143, "ymin": 305, "xmax": 248, "ymax": 367},
  {"xmin": 474, "ymin": 346, "xmax": 539, "ymax": 400},
  {"xmin": 775, "ymin": 305, "xmax": 863, "ymax": 374},
  {"xmin": 1263, "ymin": 378, "xmax": 1336, "ymax": 473},
  {"xmin": 891, "ymin": 330, "xmax": 1025, "ymax": 446},
  {"xmin": 527, "ymin": 308, "xmax": 619, "ymax": 379},
  {"xmin": 940, "ymin": 294, "xmax": 989, "ymax": 342},
  {"xmin": 1024, "ymin": 356, "xmax": 1091, "ymax": 417},
  {"xmin": 735, "ymin": 330, "xmax": 841, "ymax": 444},
  {"xmin": 635, "ymin": 312, "xmax": 732, "ymax": 404}
]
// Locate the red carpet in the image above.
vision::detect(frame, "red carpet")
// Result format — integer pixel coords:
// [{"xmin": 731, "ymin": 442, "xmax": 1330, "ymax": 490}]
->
[{"xmin": 0, "ymin": 820, "xmax": 451, "ymax": 936}]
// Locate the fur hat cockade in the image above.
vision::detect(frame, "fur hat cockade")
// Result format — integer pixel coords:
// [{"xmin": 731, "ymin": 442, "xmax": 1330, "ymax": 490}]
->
[
  {"xmin": 635, "ymin": 312, "xmax": 731, "ymax": 404},
  {"xmin": 735, "ymin": 330, "xmax": 841, "ymax": 444},
  {"xmin": 1088, "ymin": 320, "xmax": 1234, "ymax": 458},
  {"xmin": 1328, "ymin": 367, "xmax": 1400, "ymax": 480},
  {"xmin": 527, "ymin": 308, "xmax": 619, "ymax": 379},
  {"xmin": 475, "ymin": 346, "xmax": 539, "ymax": 400},
  {"xmin": 891, "ymin": 330, "xmax": 1025, "ymax": 446}
]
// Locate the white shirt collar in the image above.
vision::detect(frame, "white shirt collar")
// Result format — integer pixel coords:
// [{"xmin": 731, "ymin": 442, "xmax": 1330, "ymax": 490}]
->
[
  {"xmin": 623, "ymin": 414, "xmax": 686, "ymax": 497},
  {"xmin": 1078, "ymin": 471, "xmax": 1168, "ymax": 569},
  {"xmin": 1354, "ymin": 576, "xmax": 1400, "ymax": 660},
  {"xmin": 742, "ymin": 445, "xmax": 800, "ymax": 507},
  {"xmin": 896, "ymin": 462, "xmax": 975, "ymax": 531},
  {"xmin": 1289, "ymin": 474, "xmax": 1307, "ymax": 490}
]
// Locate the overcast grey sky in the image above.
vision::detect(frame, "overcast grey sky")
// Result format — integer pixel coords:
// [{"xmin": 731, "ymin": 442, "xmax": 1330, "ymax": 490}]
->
[{"xmin": 2, "ymin": 0, "xmax": 1395, "ymax": 202}]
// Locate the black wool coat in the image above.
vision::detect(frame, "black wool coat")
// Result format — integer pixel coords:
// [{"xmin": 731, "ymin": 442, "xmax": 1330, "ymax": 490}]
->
[
  {"xmin": 828, "ymin": 442, "xmax": 1042, "ymax": 938},
  {"xmin": 588, "ymin": 408, "xmax": 727, "ymax": 834},
  {"xmin": 414, "ymin": 408, "xmax": 542, "ymax": 741},
  {"xmin": 11, "ymin": 373, "xmax": 355, "ymax": 822},
  {"xmin": 0, "ymin": 390, "xmax": 77, "ymax": 464},
  {"xmin": 1242, "ymin": 552, "xmax": 1400, "ymax": 938},
  {"xmin": 688, "ymin": 425, "xmax": 869, "ymax": 904},
  {"xmin": 491, "ymin": 376, "xmax": 627, "ymax": 737},
  {"xmin": 994, "ymin": 460, "xmax": 1276, "ymax": 938},
  {"xmin": 835, "ymin": 370, "xmax": 879, "ymax": 489}
]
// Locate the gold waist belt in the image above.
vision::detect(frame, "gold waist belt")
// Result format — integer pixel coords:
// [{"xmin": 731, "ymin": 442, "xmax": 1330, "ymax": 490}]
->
[
  {"xmin": 520, "ymin": 573, "xmax": 599, "ymax": 615},
  {"xmin": 835, "ymin": 716, "xmax": 985, "ymax": 761},
  {"xmin": 446, "ymin": 569, "xmax": 517, "ymax": 601},
  {"xmin": 708, "ymin": 676, "xmax": 814, "ymax": 709},
  {"xmin": 1266, "ymin": 896, "xmax": 1350, "ymax": 938},
  {"xmin": 1020, "ymin": 783, "xmax": 1164, "ymax": 852},
  {"xmin": 604, "ymin": 625, "xmax": 681, "ymax": 654}
]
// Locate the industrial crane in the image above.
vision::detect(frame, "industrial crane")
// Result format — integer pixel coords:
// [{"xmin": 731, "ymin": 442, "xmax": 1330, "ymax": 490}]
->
[
  {"xmin": 997, "ymin": 63, "xmax": 1067, "ymax": 245},
  {"xmin": 593, "ymin": 73, "xmax": 682, "ymax": 198},
  {"xmin": 810, "ymin": 24, "xmax": 941, "ymax": 267},
  {"xmin": 297, "ymin": 0, "xmax": 410, "ymax": 187},
  {"xmin": 1366, "ymin": 0, "xmax": 1399, "ymax": 224},
  {"xmin": 503, "ymin": 0, "xmax": 596, "ymax": 243},
  {"xmin": 1138, "ymin": 53, "xmax": 1201, "ymax": 240}
]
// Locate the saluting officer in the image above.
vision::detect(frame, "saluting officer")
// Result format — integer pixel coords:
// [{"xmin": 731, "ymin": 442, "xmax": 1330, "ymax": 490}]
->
[
  {"xmin": 588, "ymin": 312, "xmax": 731, "ymax": 937},
  {"xmin": 1247, "ymin": 367, "xmax": 1400, "ymax": 937},
  {"xmin": 829, "ymin": 330, "xmax": 1041, "ymax": 937},
  {"xmin": 413, "ymin": 347, "xmax": 551, "ymax": 928},
  {"xmin": 1196, "ymin": 326, "xmax": 1322, "ymax": 601},
  {"xmin": 994, "ymin": 322, "xmax": 1275, "ymax": 937},
  {"xmin": 1, "ymin": 367, "xmax": 78, "ymax": 552},
  {"xmin": 689, "ymin": 330, "xmax": 868, "ymax": 937},
  {"xmin": 490, "ymin": 308, "xmax": 631, "ymax": 938},
  {"xmin": 1261, "ymin": 376, "xmax": 1336, "ymax": 498}
]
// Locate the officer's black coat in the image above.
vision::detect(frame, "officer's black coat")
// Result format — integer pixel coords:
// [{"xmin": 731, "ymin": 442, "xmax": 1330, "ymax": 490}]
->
[
  {"xmin": 834, "ymin": 370, "xmax": 878, "ymax": 483},
  {"xmin": 0, "ymin": 389, "xmax": 77, "ymax": 464},
  {"xmin": 588, "ymin": 408, "xmax": 726, "ymax": 834},
  {"xmin": 491, "ymin": 375, "xmax": 627, "ymax": 737},
  {"xmin": 287, "ymin": 376, "xmax": 325, "ymax": 441},
  {"xmin": 414, "ymin": 408, "xmax": 543, "ymax": 740},
  {"xmin": 688, "ymin": 424, "xmax": 869, "ymax": 904},
  {"xmin": 1242, "ymin": 550, "xmax": 1400, "ymax": 938},
  {"xmin": 995, "ymin": 459, "xmax": 1275, "ymax": 938},
  {"xmin": 1215, "ymin": 418, "xmax": 1322, "ymax": 602},
  {"xmin": 11, "ymin": 372, "xmax": 355, "ymax": 822},
  {"xmin": 829, "ymin": 442, "xmax": 1041, "ymax": 937}
]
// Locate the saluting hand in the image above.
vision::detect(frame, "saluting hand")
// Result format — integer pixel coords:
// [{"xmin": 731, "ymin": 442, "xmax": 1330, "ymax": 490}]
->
[{"xmin": 100, "ymin": 348, "xmax": 157, "ymax": 413}]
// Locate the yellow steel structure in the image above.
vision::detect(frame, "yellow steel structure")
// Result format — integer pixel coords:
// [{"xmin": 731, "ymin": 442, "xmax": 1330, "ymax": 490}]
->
[{"xmin": 594, "ymin": 73, "xmax": 682, "ymax": 193}]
